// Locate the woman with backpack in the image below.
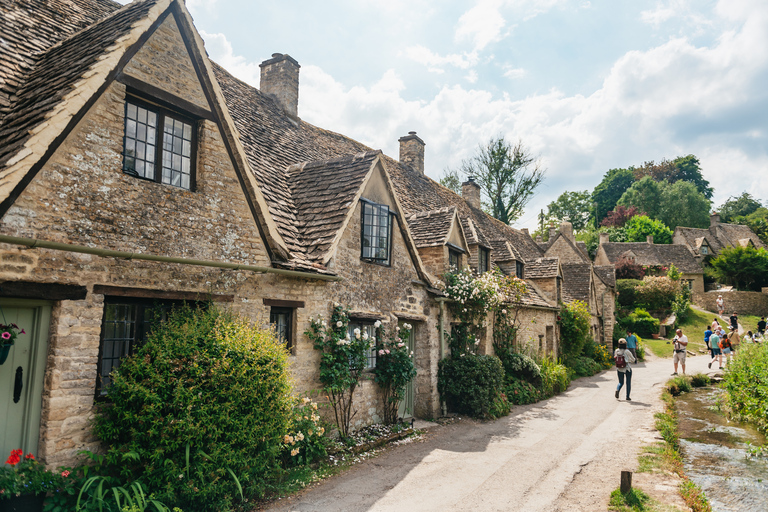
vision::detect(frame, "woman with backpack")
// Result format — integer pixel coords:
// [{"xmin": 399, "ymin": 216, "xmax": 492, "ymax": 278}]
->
[{"xmin": 614, "ymin": 338, "xmax": 636, "ymax": 401}]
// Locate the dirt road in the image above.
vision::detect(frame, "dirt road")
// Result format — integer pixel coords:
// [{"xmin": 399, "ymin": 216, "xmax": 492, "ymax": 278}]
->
[{"xmin": 264, "ymin": 351, "xmax": 710, "ymax": 512}]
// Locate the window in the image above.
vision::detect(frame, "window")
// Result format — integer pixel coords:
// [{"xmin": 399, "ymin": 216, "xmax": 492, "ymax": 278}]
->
[
  {"xmin": 347, "ymin": 320, "xmax": 378, "ymax": 369},
  {"xmin": 123, "ymin": 99, "xmax": 195, "ymax": 190},
  {"xmin": 478, "ymin": 247, "xmax": 489, "ymax": 274},
  {"xmin": 97, "ymin": 298, "xmax": 188, "ymax": 396},
  {"xmin": 449, "ymin": 249, "xmax": 461, "ymax": 271},
  {"xmin": 269, "ymin": 307, "xmax": 293, "ymax": 351},
  {"xmin": 700, "ymin": 244, "xmax": 709, "ymax": 255},
  {"xmin": 516, "ymin": 261, "xmax": 524, "ymax": 278},
  {"xmin": 361, "ymin": 200, "xmax": 392, "ymax": 264}
]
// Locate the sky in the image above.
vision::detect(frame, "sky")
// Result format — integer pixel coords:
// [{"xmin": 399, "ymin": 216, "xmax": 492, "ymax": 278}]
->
[{"xmin": 121, "ymin": 0, "xmax": 768, "ymax": 230}]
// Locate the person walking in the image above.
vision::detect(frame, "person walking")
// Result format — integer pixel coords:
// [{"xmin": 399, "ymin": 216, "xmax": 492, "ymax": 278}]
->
[
  {"xmin": 730, "ymin": 312, "xmax": 739, "ymax": 332},
  {"xmin": 708, "ymin": 329, "xmax": 723, "ymax": 370},
  {"xmin": 720, "ymin": 328, "xmax": 733, "ymax": 366},
  {"xmin": 672, "ymin": 328, "xmax": 688, "ymax": 375},
  {"xmin": 614, "ymin": 338, "xmax": 636, "ymax": 401},
  {"xmin": 625, "ymin": 330, "xmax": 638, "ymax": 360},
  {"xmin": 704, "ymin": 326, "xmax": 713, "ymax": 357},
  {"xmin": 712, "ymin": 317, "xmax": 721, "ymax": 331},
  {"xmin": 728, "ymin": 327, "xmax": 740, "ymax": 355},
  {"xmin": 716, "ymin": 295, "xmax": 725, "ymax": 315},
  {"xmin": 757, "ymin": 317, "xmax": 766, "ymax": 337}
]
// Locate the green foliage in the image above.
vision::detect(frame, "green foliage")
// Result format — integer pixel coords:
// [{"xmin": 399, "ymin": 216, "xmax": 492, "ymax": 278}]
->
[
  {"xmin": 710, "ymin": 245, "xmax": 768, "ymax": 291},
  {"xmin": 546, "ymin": 190, "xmax": 592, "ymax": 231},
  {"xmin": 567, "ymin": 356, "xmax": 603, "ymax": 378},
  {"xmin": 624, "ymin": 215, "xmax": 673, "ymax": 244},
  {"xmin": 373, "ymin": 323, "xmax": 417, "ymax": 424},
  {"xmin": 608, "ymin": 487, "xmax": 651, "ymax": 511},
  {"xmin": 722, "ymin": 342, "xmax": 768, "ymax": 434},
  {"xmin": 281, "ymin": 398, "xmax": 327, "ymax": 468},
  {"xmin": 718, "ymin": 192, "xmax": 763, "ymax": 222},
  {"xmin": 616, "ymin": 279, "xmax": 643, "ymax": 309},
  {"xmin": 658, "ymin": 180, "xmax": 711, "ymax": 230},
  {"xmin": 93, "ymin": 305, "xmax": 292, "ymax": 510},
  {"xmin": 438, "ymin": 354, "xmax": 507, "ymax": 418},
  {"xmin": 0, "ymin": 450, "xmax": 61, "ymax": 499},
  {"xmin": 438, "ymin": 168, "xmax": 462, "ymax": 195},
  {"xmin": 76, "ymin": 477, "xmax": 176, "ymax": 512},
  {"xmin": 445, "ymin": 268, "xmax": 526, "ymax": 326},
  {"xmin": 306, "ymin": 304, "xmax": 372, "ymax": 437},
  {"xmin": 666, "ymin": 375, "xmax": 692, "ymax": 396},
  {"xmin": 503, "ymin": 378, "xmax": 542, "ymax": 405},
  {"xmin": 620, "ymin": 308, "xmax": 660, "ymax": 338},
  {"xmin": 499, "ymin": 352, "xmax": 541, "ymax": 385},
  {"xmin": 666, "ymin": 263, "xmax": 681, "ymax": 281},
  {"xmin": 671, "ymin": 284, "xmax": 691, "ymax": 322},
  {"xmin": 593, "ymin": 168, "xmax": 636, "ymax": 224},
  {"xmin": 539, "ymin": 357, "xmax": 571, "ymax": 397},
  {"xmin": 576, "ymin": 225, "xmax": 629, "ymax": 259},
  {"xmin": 618, "ymin": 176, "xmax": 662, "ymax": 220},
  {"xmin": 689, "ymin": 373, "xmax": 710, "ymax": 388},
  {"xmin": 582, "ymin": 339, "xmax": 614, "ymax": 368},
  {"xmin": 733, "ymin": 207, "xmax": 768, "ymax": 245},
  {"xmin": 489, "ymin": 391, "xmax": 511, "ymax": 418},
  {"xmin": 558, "ymin": 300, "xmax": 591, "ymax": 361},
  {"xmin": 457, "ymin": 137, "xmax": 545, "ymax": 224},
  {"xmin": 632, "ymin": 154, "xmax": 712, "ymax": 200},
  {"xmin": 635, "ymin": 276, "xmax": 680, "ymax": 310}
]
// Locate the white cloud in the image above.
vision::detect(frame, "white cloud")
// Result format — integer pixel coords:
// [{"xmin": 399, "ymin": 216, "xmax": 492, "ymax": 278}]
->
[
  {"xmin": 199, "ymin": 31, "xmax": 261, "ymax": 87},
  {"xmin": 503, "ymin": 66, "xmax": 527, "ymax": 79},
  {"xmin": 404, "ymin": 45, "xmax": 478, "ymax": 71},
  {"xmin": 455, "ymin": 0, "xmax": 507, "ymax": 51}
]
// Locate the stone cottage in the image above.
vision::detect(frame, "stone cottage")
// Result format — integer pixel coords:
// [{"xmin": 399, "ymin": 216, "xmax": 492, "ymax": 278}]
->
[{"xmin": 673, "ymin": 212, "xmax": 766, "ymax": 260}]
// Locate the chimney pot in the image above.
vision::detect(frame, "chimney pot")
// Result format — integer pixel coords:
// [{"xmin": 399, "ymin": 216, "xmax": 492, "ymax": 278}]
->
[
  {"xmin": 599, "ymin": 233, "xmax": 610, "ymax": 246},
  {"xmin": 710, "ymin": 212, "xmax": 720, "ymax": 227},
  {"xmin": 536, "ymin": 235, "xmax": 543, "ymax": 242},
  {"xmin": 521, "ymin": 228, "xmax": 529, "ymax": 236},
  {"xmin": 462, "ymin": 178, "xmax": 481, "ymax": 209},
  {"xmin": 647, "ymin": 235, "xmax": 654, "ymax": 244},
  {"xmin": 559, "ymin": 221, "xmax": 574, "ymax": 243},
  {"xmin": 260, "ymin": 53, "xmax": 300, "ymax": 119},
  {"xmin": 399, "ymin": 132, "xmax": 425, "ymax": 174}
]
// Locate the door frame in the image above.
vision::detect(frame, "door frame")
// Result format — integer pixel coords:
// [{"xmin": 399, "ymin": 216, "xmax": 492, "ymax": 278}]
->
[{"xmin": 0, "ymin": 299, "xmax": 52, "ymax": 458}]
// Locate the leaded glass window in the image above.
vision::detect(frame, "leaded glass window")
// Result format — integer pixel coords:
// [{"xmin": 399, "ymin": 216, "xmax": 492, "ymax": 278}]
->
[{"xmin": 361, "ymin": 201, "xmax": 392, "ymax": 263}]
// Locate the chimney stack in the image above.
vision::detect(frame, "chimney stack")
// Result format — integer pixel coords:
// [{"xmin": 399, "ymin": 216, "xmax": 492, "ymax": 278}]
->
[
  {"xmin": 710, "ymin": 212, "xmax": 720, "ymax": 228},
  {"xmin": 398, "ymin": 131, "xmax": 425, "ymax": 174},
  {"xmin": 549, "ymin": 226, "xmax": 558, "ymax": 241},
  {"xmin": 521, "ymin": 228, "xmax": 529, "ymax": 236},
  {"xmin": 559, "ymin": 220, "xmax": 574, "ymax": 243},
  {"xmin": 462, "ymin": 176, "xmax": 481, "ymax": 209},
  {"xmin": 647, "ymin": 235, "xmax": 654, "ymax": 244},
  {"xmin": 260, "ymin": 53, "xmax": 300, "ymax": 119},
  {"xmin": 599, "ymin": 233, "xmax": 609, "ymax": 246}
]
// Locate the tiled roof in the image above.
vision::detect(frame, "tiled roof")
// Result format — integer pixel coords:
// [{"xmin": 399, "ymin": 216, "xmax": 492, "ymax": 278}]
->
[
  {"xmin": 576, "ymin": 241, "xmax": 591, "ymax": 260},
  {"xmin": 524, "ymin": 258, "xmax": 560, "ymax": 279},
  {"xmin": 561, "ymin": 263, "xmax": 592, "ymax": 303},
  {"xmin": 593, "ymin": 265, "xmax": 616, "ymax": 288},
  {"xmin": 675, "ymin": 222, "xmax": 765, "ymax": 257},
  {"xmin": 0, "ymin": 0, "xmax": 153, "ymax": 169},
  {"xmin": 517, "ymin": 284, "xmax": 556, "ymax": 309},
  {"xmin": 714, "ymin": 223, "xmax": 765, "ymax": 250},
  {"xmin": 601, "ymin": 242, "xmax": 703, "ymax": 274},
  {"xmin": 408, "ymin": 206, "xmax": 457, "ymax": 248},
  {"xmin": 488, "ymin": 239, "xmax": 520, "ymax": 262},
  {"xmin": 460, "ymin": 215, "xmax": 491, "ymax": 249}
]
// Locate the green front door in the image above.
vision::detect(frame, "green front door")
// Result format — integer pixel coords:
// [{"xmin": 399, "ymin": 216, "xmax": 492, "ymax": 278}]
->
[
  {"xmin": 0, "ymin": 301, "xmax": 51, "ymax": 461},
  {"xmin": 397, "ymin": 324, "xmax": 416, "ymax": 420}
]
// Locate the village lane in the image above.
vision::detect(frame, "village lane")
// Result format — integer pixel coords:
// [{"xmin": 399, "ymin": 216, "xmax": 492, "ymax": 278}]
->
[{"xmin": 263, "ymin": 351, "xmax": 712, "ymax": 512}]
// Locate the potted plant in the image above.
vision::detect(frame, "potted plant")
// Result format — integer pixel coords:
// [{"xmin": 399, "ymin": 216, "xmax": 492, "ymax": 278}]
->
[
  {"xmin": 0, "ymin": 450, "xmax": 58, "ymax": 512},
  {"xmin": 0, "ymin": 323, "xmax": 24, "ymax": 365}
]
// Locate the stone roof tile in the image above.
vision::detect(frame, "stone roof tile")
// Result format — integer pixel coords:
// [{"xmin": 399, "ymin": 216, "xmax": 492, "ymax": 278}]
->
[
  {"xmin": 601, "ymin": 242, "xmax": 702, "ymax": 274},
  {"xmin": 408, "ymin": 206, "xmax": 457, "ymax": 248},
  {"xmin": 561, "ymin": 263, "xmax": 592, "ymax": 303},
  {"xmin": 525, "ymin": 258, "xmax": 560, "ymax": 279}
]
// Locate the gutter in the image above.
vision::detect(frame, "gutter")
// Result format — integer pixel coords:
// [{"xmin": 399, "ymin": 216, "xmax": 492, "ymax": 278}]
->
[{"xmin": 0, "ymin": 234, "xmax": 343, "ymax": 282}]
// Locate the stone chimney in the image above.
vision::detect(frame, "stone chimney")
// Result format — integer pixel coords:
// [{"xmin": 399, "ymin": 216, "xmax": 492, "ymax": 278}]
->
[
  {"xmin": 536, "ymin": 235, "xmax": 543, "ymax": 243},
  {"xmin": 599, "ymin": 233, "xmax": 610, "ymax": 246},
  {"xmin": 259, "ymin": 53, "xmax": 300, "ymax": 119},
  {"xmin": 710, "ymin": 212, "xmax": 720, "ymax": 227},
  {"xmin": 521, "ymin": 228, "xmax": 529, "ymax": 236},
  {"xmin": 647, "ymin": 235, "xmax": 654, "ymax": 244},
  {"xmin": 462, "ymin": 176, "xmax": 481, "ymax": 209},
  {"xmin": 398, "ymin": 131, "xmax": 425, "ymax": 174},
  {"xmin": 559, "ymin": 220, "xmax": 574, "ymax": 243},
  {"xmin": 549, "ymin": 226, "xmax": 558, "ymax": 241}
]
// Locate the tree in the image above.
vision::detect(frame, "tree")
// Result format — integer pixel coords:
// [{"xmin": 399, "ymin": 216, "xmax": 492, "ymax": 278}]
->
[
  {"xmin": 576, "ymin": 225, "xmax": 629, "ymax": 259},
  {"xmin": 658, "ymin": 180, "xmax": 711, "ymax": 230},
  {"xmin": 615, "ymin": 256, "xmax": 645, "ymax": 280},
  {"xmin": 439, "ymin": 168, "xmax": 462, "ymax": 195},
  {"xmin": 457, "ymin": 137, "xmax": 545, "ymax": 224},
  {"xmin": 632, "ymin": 155, "xmax": 713, "ymax": 199},
  {"xmin": 710, "ymin": 246, "xmax": 768, "ymax": 291},
  {"xmin": 624, "ymin": 215, "xmax": 673, "ymax": 244},
  {"xmin": 617, "ymin": 176, "xmax": 663, "ymax": 219},
  {"xmin": 718, "ymin": 192, "xmax": 764, "ymax": 223},
  {"xmin": 601, "ymin": 205, "xmax": 644, "ymax": 228},
  {"xmin": 592, "ymin": 168, "xmax": 636, "ymax": 224},
  {"xmin": 734, "ymin": 207, "xmax": 768, "ymax": 244},
  {"xmin": 547, "ymin": 190, "xmax": 592, "ymax": 231}
]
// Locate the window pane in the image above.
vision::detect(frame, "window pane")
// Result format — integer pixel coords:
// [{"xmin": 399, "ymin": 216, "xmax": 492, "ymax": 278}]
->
[{"xmin": 123, "ymin": 102, "xmax": 157, "ymax": 178}]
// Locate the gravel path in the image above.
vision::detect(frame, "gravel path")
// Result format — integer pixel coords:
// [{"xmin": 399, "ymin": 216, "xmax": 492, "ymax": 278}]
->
[{"xmin": 263, "ymin": 351, "xmax": 712, "ymax": 512}]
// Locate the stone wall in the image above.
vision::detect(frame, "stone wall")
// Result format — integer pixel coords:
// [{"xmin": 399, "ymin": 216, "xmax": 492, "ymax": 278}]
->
[{"xmin": 694, "ymin": 291, "xmax": 768, "ymax": 317}]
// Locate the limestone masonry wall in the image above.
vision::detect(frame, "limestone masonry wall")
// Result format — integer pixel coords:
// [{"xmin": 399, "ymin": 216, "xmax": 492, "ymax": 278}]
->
[{"xmin": 694, "ymin": 291, "xmax": 768, "ymax": 317}]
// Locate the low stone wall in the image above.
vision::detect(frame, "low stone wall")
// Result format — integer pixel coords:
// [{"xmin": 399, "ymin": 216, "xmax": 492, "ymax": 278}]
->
[{"xmin": 693, "ymin": 291, "xmax": 768, "ymax": 317}]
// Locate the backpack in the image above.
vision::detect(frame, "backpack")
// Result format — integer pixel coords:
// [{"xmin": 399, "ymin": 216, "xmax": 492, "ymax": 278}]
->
[
  {"xmin": 615, "ymin": 351, "xmax": 627, "ymax": 369},
  {"xmin": 721, "ymin": 336, "xmax": 731, "ymax": 349}
]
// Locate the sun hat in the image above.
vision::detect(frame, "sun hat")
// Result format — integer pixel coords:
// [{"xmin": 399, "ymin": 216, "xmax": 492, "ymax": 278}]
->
[{"xmin": 618, "ymin": 338, "xmax": 627, "ymax": 346}]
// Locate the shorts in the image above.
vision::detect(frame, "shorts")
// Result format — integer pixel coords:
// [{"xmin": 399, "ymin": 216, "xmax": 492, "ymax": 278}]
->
[
  {"xmin": 722, "ymin": 347, "xmax": 732, "ymax": 354},
  {"xmin": 711, "ymin": 347, "xmax": 721, "ymax": 356},
  {"xmin": 673, "ymin": 350, "xmax": 686, "ymax": 364}
]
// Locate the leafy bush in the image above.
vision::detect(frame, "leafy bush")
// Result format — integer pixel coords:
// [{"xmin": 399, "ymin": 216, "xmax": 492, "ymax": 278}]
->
[
  {"xmin": 582, "ymin": 340, "xmax": 614, "ymax": 368},
  {"xmin": 722, "ymin": 342, "xmax": 768, "ymax": 434},
  {"xmin": 615, "ymin": 256, "xmax": 645, "ymax": 280},
  {"xmin": 94, "ymin": 305, "xmax": 292, "ymax": 511},
  {"xmin": 374, "ymin": 323, "xmax": 417, "ymax": 424},
  {"xmin": 540, "ymin": 357, "xmax": 571, "ymax": 397},
  {"xmin": 558, "ymin": 301, "xmax": 591, "ymax": 361},
  {"xmin": 620, "ymin": 308, "xmax": 660, "ymax": 338},
  {"xmin": 689, "ymin": 373, "xmax": 710, "ymax": 388},
  {"xmin": 666, "ymin": 375, "xmax": 692, "ymax": 396},
  {"xmin": 616, "ymin": 279, "xmax": 643, "ymax": 309},
  {"xmin": 635, "ymin": 276, "xmax": 680, "ymax": 310},
  {"xmin": 499, "ymin": 351, "xmax": 541, "ymax": 385},
  {"xmin": 567, "ymin": 356, "xmax": 603, "ymax": 378},
  {"xmin": 710, "ymin": 245, "xmax": 768, "ymax": 291},
  {"xmin": 503, "ymin": 378, "xmax": 542, "ymax": 405},
  {"xmin": 438, "ymin": 354, "xmax": 506, "ymax": 419},
  {"xmin": 281, "ymin": 398, "xmax": 327, "ymax": 468},
  {"xmin": 672, "ymin": 284, "xmax": 692, "ymax": 322},
  {"xmin": 624, "ymin": 215, "xmax": 673, "ymax": 244},
  {"xmin": 489, "ymin": 392, "xmax": 511, "ymax": 418}
]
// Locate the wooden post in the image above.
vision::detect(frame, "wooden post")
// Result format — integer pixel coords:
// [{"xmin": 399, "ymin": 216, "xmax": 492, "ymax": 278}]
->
[{"xmin": 620, "ymin": 471, "xmax": 633, "ymax": 493}]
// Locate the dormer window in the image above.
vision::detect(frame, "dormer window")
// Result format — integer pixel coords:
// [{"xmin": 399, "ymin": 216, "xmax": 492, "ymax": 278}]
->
[
  {"xmin": 700, "ymin": 244, "xmax": 709, "ymax": 255},
  {"xmin": 123, "ymin": 98, "xmax": 196, "ymax": 190},
  {"xmin": 361, "ymin": 200, "xmax": 392, "ymax": 264},
  {"xmin": 449, "ymin": 248, "xmax": 461, "ymax": 270},
  {"xmin": 516, "ymin": 261, "xmax": 524, "ymax": 278},
  {"xmin": 478, "ymin": 247, "xmax": 489, "ymax": 274}
]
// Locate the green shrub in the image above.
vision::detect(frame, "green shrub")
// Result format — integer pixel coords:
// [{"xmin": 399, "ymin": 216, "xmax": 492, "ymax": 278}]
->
[
  {"xmin": 94, "ymin": 305, "xmax": 292, "ymax": 511},
  {"xmin": 635, "ymin": 276, "xmax": 680, "ymax": 311},
  {"xmin": 636, "ymin": 339, "xmax": 646, "ymax": 361},
  {"xmin": 540, "ymin": 357, "xmax": 571, "ymax": 397},
  {"xmin": 583, "ymin": 340, "xmax": 614, "ymax": 369},
  {"xmin": 489, "ymin": 392, "xmax": 511, "ymax": 418},
  {"xmin": 666, "ymin": 375, "xmax": 692, "ymax": 396},
  {"xmin": 499, "ymin": 351, "xmax": 541, "ymax": 385},
  {"xmin": 504, "ymin": 378, "xmax": 542, "ymax": 405},
  {"xmin": 689, "ymin": 373, "xmax": 710, "ymax": 388},
  {"xmin": 558, "ymin": 301, "xmax": 591, "ymax": 361},
  {"xmin": 438, "ymin": 354, "xmax": 506, "ymax": 419},
  {"xmin": 621, "ymin": 308, "xmax": 660, "ymax": 338},
  {"xmin": 616, "ymin": 279, "xmax": 643, "ymax": 309},
  {"xmin": 722, "ymin": 342, "xmax": 768, "ymax": 434},
  {"xmin": 567, "ymin": 356, "xmax": 603, "ymax": 378},
  {"xmin": 281, "ymin": 397, "xmax": 328, "ymax": 468}
]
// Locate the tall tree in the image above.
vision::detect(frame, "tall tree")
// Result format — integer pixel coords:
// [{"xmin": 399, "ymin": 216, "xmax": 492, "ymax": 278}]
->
[
  {"xmin": 439, "ymin": 168, "xmax": 463, "ymax": 195},
  {"xmin": 624, "ymin": 215, "xmax": 673, "ymax": 244},
  {"xmin": 547, "ymin": 190, "xmax": 592, "ymax": 231},
  {"xmin": 718, "ymin": 192, "xmax": 763, "ymax": 222},
  {"xmin": 617, "ymin": 176, "xmax": 663, "ymax": 219},
  {"xmin": 457, "ymin": 137, "xmax": 545, "ymax": 224},
  {"xmin": 601, "ymin": 205, "xmax": 644, "ymax": 228},
  {"xmin": 658, "ymin": 180, "xmax": 711, "ymax": 230},
  {"xmin": 592, "ymin": 168, "xmax": 636, "ymax": 224},
  {"xmin": 632, "ymin": 155, "xmax": 713, "ymax": 199}
]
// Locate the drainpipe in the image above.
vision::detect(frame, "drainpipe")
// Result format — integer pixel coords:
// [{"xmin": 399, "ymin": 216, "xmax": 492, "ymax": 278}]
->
[
  {"xmin": 436, "ymin": 297, "xmax": 449, "ymax": 417},
  {"xmin": 0, "ymin": 234, "xmax": 343, "ymax": 281}
]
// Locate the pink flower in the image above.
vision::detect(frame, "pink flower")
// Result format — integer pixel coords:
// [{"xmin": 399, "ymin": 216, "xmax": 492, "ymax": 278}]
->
[
  {"xmin": 378, "ymin": 350, "xmax": 385, "ymax": 356},
  {"xmin": 1, "ymin": 332, "xmax": 10, "ymax": 339},
  {"xmin": 20, "ymin": 329, "xmax": 25, "ymax": 335},
  {"xmin": 61, "ymin": 470, "xmax": 71, "ymax": 478},
  {"xmin": 385, "ymin": 349, "xmax": 390, "ymax": 354}
]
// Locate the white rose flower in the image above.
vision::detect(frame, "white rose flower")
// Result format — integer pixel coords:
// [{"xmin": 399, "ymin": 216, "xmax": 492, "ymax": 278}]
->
[
  {"xmin": 374, "ymin": 320, "xmax": 382, "ymax": 328},
  {"xmin": 354, "ymin": 328, "xmax": 361, "ymax": 339},
  {"xmin": 336, "ymin": 321, "xmax": 343, "ymax": 327},
  {"xmin": 362, "ymin": 332, "xmax": 369, "ymax": 340}
]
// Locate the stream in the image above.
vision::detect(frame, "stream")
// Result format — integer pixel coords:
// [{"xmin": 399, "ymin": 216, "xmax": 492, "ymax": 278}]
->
[{"xmin": 676, "ymin": 386, "xmax": 768, "ymax": 511}]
